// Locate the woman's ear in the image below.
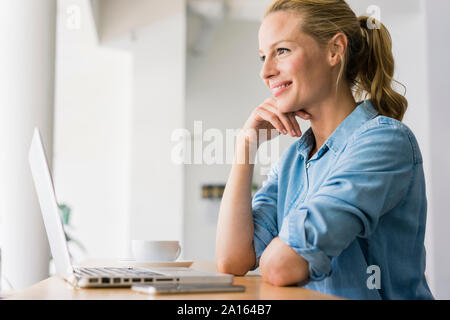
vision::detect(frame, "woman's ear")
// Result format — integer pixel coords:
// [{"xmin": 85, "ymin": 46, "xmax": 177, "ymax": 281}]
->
[{"xmin": 327, "ymin": 32, "xmax": 348, "ymax": 67}]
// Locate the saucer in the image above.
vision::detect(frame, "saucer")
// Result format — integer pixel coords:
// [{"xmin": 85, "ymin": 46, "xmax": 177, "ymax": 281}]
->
[{"xmin": 118, "ymin": 259, "xmax": 194, "ymax": 268}]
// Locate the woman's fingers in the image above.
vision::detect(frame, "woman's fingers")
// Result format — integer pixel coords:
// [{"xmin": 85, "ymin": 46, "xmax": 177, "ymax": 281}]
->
[
  {"xmin": 295, "ymin": 110, "xmax": 312, "ymax": 120},
  {"xmin": 251, "ymin": 98, "xmax": 309, "ymax": 140},
  {"xmin": 288, "ymin": 113, "xmax": 302, "ymax": 137},
  {"xmin": 254, "ymin": 107, "xmax": 287, "ymax": 135},
  {"xmin": 282, "ymin": 111, "xmax": 300, "ymax": 137},
  {"xmin": 286, "ymin": 113, "xmax": 301, "ymax": 137},
  {"xmin": 262, "ymin": 100, "xmax": 299, "ymax": 137}
]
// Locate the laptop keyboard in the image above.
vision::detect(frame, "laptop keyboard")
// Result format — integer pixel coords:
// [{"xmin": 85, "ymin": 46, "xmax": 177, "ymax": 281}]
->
[{"xmin": 74, "ymin": 267, "xmax": 163, "ymax": 277}]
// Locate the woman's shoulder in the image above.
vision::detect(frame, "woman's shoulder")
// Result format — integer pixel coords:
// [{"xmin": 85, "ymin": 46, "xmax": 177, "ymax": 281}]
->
[{"xmin": 348, "ymin": 115, "xmax": 423, "ymax": 165}]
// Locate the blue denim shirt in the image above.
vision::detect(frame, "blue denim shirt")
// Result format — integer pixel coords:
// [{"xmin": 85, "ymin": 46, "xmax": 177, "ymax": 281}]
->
[{"xmin": 251, "ymin": 100, "xmax": 434, "ymax": 300}]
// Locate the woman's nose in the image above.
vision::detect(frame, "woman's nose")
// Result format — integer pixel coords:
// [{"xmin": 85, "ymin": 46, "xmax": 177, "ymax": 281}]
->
[{"xmin": 259, "ymin": 58, "xmax": 279, "ymax": 80}]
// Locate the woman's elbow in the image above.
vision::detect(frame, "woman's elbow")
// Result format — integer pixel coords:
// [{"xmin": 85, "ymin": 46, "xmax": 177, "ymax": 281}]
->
[
  {"xmin": 260, "ymin": 258, "xmax": 309, "ymax": 287},
  {"xmin": 262, "ymin": 269, "xmax": 300, "ymax": 287},
  {"xmin": 216, "ymin": 256, "xmax": 255, "ymax": 276}
]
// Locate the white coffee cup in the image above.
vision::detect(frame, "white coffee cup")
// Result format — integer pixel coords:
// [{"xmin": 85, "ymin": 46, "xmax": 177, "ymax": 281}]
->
[{"xmin": 131, "ymin": 240, "xmax": 181, "ymax": 262}]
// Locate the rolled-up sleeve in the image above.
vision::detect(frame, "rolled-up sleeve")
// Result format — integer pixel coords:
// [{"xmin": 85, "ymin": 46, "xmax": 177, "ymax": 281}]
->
[
  {"xmin": 279, "ymin": 125, "xmax": 415, "ymax": 281},
  {"xmin": 250, "ymin": 161, "xmax": 280, "ymax": 270}
]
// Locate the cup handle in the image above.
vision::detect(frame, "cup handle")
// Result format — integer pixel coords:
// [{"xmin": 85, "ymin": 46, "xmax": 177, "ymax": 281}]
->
[{"xmin": 175, "ymin": 245, "xmax": 182, "ymax": 261}]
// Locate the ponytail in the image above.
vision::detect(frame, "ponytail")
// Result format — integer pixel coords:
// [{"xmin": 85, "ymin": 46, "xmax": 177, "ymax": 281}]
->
[{"xmin": 355, "ymin": 16, "xmax": 408, "ymax": 121}]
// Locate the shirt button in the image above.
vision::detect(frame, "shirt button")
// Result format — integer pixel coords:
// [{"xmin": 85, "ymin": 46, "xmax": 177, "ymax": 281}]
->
[{"xmin": 306, "ymin": 162, "xmax": 310, "ymax": 169}]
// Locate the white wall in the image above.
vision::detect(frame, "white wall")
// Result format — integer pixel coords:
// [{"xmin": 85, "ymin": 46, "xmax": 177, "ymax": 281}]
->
[
  {"xmin": 0, "ymin": 0, "xmax": 56, "ymax": 290},
  {"xmin": 425, "ymin": 0, "xmax": 450, "ymax": 300},
  {"xmin": 53, "ymin": 0, "xmax": 132, "ymax": 261},
  {"xmin": 54, "ymin": 0, "xmax": 186, "ymax": 263},
  {"xmin": 126, "ymin": 4, "xmax": 186, "ymax": 248},
  {"xmin": 95, "ymin": 0, "xmax": 182, "ymax": 42}
]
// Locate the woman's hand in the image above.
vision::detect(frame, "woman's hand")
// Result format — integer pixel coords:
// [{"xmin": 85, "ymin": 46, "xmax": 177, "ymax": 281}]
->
[{"xmin": 241, "ymin": 98, "xmax": 311, "ymax": 146}]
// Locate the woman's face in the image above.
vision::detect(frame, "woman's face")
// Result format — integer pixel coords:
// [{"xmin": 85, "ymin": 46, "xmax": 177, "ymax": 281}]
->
[{"xmin": 258, "ymin": 11, "xmax": 333, "ymax": 114}]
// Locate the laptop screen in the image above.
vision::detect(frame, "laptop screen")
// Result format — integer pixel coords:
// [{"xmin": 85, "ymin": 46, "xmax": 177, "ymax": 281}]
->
[{"xmin": 28, "ymin": 128, "xmax": 73, "ymax": 278}]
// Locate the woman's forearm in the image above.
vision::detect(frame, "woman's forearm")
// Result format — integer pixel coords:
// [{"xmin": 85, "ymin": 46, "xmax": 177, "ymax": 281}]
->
[
  {"xmin": 215, "ymin": 98, "xmax": 301, "ymax": 275},
  {"xmin": 216, "ymin": 135, "xmax": 257, "ymax": 275}
]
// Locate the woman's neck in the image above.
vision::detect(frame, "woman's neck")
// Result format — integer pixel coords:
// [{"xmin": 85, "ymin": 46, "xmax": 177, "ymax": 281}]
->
[{"xmin": 305, "ymin": 86, "xmax": 357, "ymax": 158}]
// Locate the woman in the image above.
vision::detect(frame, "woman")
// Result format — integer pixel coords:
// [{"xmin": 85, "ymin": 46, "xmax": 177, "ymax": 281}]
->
[{"xmin": 215, "ymin": 0, "xmax": 434, "ymax": 300}]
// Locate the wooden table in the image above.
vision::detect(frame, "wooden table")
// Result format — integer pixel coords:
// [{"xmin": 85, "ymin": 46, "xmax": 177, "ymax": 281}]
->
[{"xmin": 6, "ymin": 261, "xmax": 340, "ymax": 300}]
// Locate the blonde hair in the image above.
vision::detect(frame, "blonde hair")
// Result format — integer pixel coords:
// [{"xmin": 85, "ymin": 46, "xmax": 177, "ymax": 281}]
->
[{"xmin": 265, "ymin": 0, "xmax": 408, "ymax": 121}]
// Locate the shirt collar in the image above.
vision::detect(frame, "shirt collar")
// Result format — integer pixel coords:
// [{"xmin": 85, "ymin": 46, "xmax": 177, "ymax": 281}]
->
[
  {"xmin": 296, "ymin": 127, "xmax": 315, "ymax": 160},
  {"xmin": 296, "ymin": 99, "xmax": 379, "ymax": 159}
]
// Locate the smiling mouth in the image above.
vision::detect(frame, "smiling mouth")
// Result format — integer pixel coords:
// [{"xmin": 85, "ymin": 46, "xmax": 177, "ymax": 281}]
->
[
  {"xmin": 274, "ymin": 82, "xmax": 292, "ymax": 89},
  {"xmin": 272, "ymin": 82, "xmax": 293, "ymax": 97}
]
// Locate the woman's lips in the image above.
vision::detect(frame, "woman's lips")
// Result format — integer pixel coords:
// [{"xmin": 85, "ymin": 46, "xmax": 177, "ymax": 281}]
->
[{"xmin": 272, "ymin": 82, "xmax": 293, "ymax": 98}]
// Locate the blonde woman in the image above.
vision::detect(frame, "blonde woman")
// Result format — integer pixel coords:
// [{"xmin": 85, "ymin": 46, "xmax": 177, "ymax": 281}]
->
[{"xmin": 215, "ymin": 0, "xmax": 433, "ymax": 300}]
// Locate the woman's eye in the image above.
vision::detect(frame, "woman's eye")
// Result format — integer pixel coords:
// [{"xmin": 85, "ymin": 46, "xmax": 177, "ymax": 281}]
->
[
  {"xmin": 259, "ymin": 48, "xmax": 288, "ymax": 62},
  {"xmin": 277, "ymin": 48, "xmax": 289, "ymax": 55}
]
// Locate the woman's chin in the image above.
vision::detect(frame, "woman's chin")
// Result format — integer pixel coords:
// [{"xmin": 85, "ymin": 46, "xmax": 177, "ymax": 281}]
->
[{"xmin": 277, "ymin": 101, "xmax": 297, "ymax": 114}]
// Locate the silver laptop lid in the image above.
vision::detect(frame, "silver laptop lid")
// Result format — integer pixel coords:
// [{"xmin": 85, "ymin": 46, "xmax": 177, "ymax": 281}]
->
[{"xmin": 28, "ymin": 128, "xmax": 73, "ymax": 278}]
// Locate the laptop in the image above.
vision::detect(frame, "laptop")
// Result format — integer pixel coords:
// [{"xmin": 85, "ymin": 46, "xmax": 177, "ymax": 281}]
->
[{"xmin": 28, "ymin": 128, "xmax": 233, "ymax": 288}]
